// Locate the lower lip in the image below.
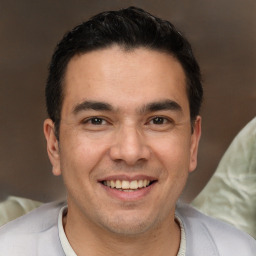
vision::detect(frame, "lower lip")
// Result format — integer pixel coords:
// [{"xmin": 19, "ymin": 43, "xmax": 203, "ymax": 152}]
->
[{"xmin": 100, "ymin": 182, "xmax": 156, "ymax": 201}]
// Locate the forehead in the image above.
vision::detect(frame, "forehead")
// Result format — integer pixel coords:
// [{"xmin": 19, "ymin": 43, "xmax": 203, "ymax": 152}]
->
[{"xmin": 62, "ymin": 46, "xmax": 189, "ymax": 114}]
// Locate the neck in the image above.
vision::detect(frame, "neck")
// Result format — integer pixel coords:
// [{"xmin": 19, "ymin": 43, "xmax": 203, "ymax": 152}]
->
[{"xmin": 63, "ymin": 206, "xmax": 181, "ymax": 256}]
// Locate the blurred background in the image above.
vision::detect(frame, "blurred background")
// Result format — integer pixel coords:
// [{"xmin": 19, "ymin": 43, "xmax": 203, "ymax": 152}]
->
[{"xmin": 1, "ymin": 0, "xmax": 255, "ymax": 203}]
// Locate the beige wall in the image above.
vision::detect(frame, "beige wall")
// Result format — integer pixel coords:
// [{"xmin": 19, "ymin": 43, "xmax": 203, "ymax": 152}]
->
[{"xmin": 1, "ymin": 0, "xmax": 255, "ymax": 202}]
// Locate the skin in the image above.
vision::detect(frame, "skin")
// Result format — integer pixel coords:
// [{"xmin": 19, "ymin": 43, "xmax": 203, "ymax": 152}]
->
[{"xmin": 44, "ymin": 45, "xmax": 201, "ymax": 256}]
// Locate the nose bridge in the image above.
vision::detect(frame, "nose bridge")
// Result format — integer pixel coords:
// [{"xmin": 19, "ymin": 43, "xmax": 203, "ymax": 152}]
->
[{"xmin": 109, "ymin": 123, "xmax": 150, "ymax": 165}]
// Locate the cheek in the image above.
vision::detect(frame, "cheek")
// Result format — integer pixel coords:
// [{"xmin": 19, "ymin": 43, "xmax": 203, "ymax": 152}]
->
[
  {"xmin": 59, "ymin": 139, "xmax": 102, "ymax": 201},
  {"xmin": 150, "ymin": 133, "xmax": 192, "ymax": 197},
  {"xmin": 151, "ymin": 133, "xmax": 191, "ymax": 166},
  {"xmin": 59, "ymin": 132, "xmax": 110, "ymax": 177}
]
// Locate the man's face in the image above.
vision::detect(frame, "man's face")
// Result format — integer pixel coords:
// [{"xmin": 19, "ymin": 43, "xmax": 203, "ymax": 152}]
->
[{"xmin": 44, "ymin": 46, "xmax": 201, "ymax": 235}]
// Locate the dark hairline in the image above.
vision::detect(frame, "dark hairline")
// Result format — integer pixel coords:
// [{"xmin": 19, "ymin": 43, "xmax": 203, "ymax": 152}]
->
[
  {"xmin": 46, "ymin": 7, "xmax": 203, "ymax": 139},
  {"xmin": 55, "ymin": 44, "xmax": 194, "ymax": 138}
]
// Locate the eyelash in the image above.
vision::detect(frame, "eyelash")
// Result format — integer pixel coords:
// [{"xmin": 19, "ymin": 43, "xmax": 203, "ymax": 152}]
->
[
  {"xmin": 147, "ymin": 116, "xmax": 173, "ymax": 125},
  {"xmin": 82, "ymin": 117, "xmax": 109, "ymax": 125},
  {"xmin": 80, "ymin": 116, "xmax": 174, "ymax": 131}
]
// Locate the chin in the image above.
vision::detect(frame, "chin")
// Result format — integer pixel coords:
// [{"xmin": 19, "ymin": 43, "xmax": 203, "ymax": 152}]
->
[{"xmin": 98, "ymin": 212, "xmax": 159, "ymax": 236}]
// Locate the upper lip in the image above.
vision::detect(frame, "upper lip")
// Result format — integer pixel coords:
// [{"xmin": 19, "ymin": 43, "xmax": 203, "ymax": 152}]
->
[{"xmin": 98, "ymin": 174, "xmax": 158, "ymax": 182}]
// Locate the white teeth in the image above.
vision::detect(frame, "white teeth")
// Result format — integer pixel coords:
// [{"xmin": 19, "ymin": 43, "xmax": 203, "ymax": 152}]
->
[
  {"xmin": 110, "ymin": 180, "xmax": 115, "ymax": 188},
  {"xmin": 122, "ymin": 180, "xmax": 130, "ymax": 189},
  {"xmin": 103, "ymin": 179, "xmax": 151, "ymax": 190},
  {"xmin": 138, "ymin": 180, "xmax": 143, "ymax": 188},
  {"xmin": 130, "ymin": 180, "xmax": 138, "ymax": 189},
  {"xmin": 116, "ymin": 180, "xmax": 122, "ymax": 189}
]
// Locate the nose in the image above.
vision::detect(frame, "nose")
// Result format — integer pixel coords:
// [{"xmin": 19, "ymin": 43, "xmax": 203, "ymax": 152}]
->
[{"xmin": 109, "ymin": 126, "xmax": 151, "ymax": 166}]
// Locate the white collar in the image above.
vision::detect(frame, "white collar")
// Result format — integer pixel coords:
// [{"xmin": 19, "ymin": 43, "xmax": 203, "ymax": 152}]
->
[
  {"xmin": 58, "ymin": 206, "xmax": 186, "ymax": 256},
  {"xmin": 58, "ymin": 206, "xmax": 77, "ymax": 256}
]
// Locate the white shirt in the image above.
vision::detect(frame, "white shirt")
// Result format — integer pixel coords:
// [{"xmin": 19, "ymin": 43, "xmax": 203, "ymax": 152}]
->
[
  {"xmin": 1, "ymin": 201, "xmax": 255, "ymax": 255},
  {"xmin": 58, "ymin": 206, "xmax": 186, "ymax": 256}
]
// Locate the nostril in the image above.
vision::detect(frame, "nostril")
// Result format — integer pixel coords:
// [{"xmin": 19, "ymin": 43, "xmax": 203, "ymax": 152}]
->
[{"xmin": 109, "ymin": 131, "xmax": 150, "ymax": 165}]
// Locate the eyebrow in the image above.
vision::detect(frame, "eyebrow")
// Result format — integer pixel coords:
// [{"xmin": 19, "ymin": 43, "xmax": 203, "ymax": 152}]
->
[
  {"xmin": 139, "ymin": 99, "xmax": 182, "ymax": 114},
  {"xmin": 73, "ymin": 100, "xmax": 113, "ymax": 114},
  {"xmin": 72, "ymin": 99, "xmax": 182, "ymax": 115}
]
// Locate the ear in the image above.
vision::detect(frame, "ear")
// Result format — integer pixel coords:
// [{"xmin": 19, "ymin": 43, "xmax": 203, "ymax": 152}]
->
[
  {"xmin": 43, "ymin": 119, "xmax": 61, "ymax": 176},
  {"xmin": 189, "ymin": 116, "xmax": 201, "ymax": 173}
]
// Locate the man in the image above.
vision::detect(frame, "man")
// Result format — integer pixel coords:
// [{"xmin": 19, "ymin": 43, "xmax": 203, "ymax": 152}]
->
[{"xmin": 0, "ymin": 7, "xmax": 255, "ymax": 256}]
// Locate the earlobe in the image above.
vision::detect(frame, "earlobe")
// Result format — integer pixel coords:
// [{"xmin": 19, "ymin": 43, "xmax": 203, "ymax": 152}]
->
[
  {"xmin": 189, "ymin": 116, "xmax": 201, "ymax": 173},
  {"xmin": 43, "ymin": 119, "xmax": 61, "ymax": 176}
]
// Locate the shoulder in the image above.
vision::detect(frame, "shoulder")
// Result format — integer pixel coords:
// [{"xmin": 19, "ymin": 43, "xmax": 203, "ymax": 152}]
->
[
  {"xmin": 0, "ymin": 201, "xmax": 66, "ymax": 256},
  {"xmin": 176, "ymin": 203, "xmax": 256, "ymax": 256}
]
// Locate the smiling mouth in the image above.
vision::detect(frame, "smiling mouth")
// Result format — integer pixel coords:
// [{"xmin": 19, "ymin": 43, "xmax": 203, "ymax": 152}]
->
[{"xmin": 101, "ymin": 179, "xmax": 156, "ymax": 192}]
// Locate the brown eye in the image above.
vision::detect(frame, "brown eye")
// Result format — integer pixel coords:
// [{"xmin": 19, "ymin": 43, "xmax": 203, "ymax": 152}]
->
[
  {"xmin": 146, "ymin": 116, "xmax": 174, "ymax": 131},
  {"xmin": 90, "ymin": 118, "xmax": 105, "ymax": 125},
  {"xmin": 81, "ymin": 116, "xmax": 110, "ymax": 131},
  {"xmin": 149, "ymin": 117, "xmax": 170, "ymax": 125},
  {"xmin": 83, "ymin": 117, "xmax": 107, "ymax": 125},
  {"xmin": 152, "ymin": 117, "xmax": 165, "ymax": 124}
]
